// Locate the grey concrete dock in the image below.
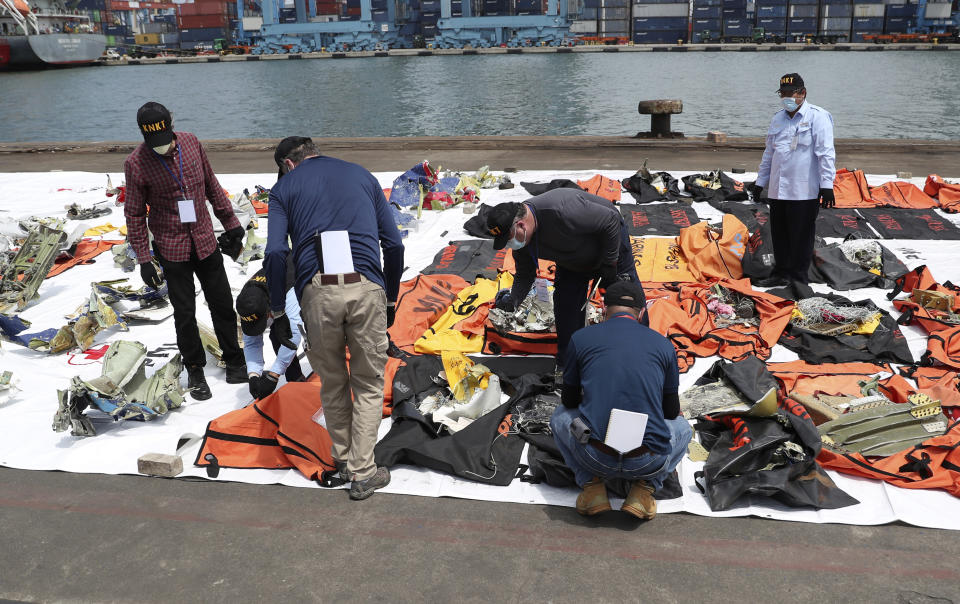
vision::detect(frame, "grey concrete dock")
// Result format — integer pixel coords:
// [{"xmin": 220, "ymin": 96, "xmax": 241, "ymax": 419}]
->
[
  {"xmin": 3, "ymin": 136, "xmax": 960, "ymax": 175},
  {"xmin": 97, "ymin": 42, "xmax": 960, "ymax": 66}
]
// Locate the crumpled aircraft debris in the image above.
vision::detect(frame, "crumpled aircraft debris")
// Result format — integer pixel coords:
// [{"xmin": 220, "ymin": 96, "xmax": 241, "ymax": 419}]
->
[{"xmin": 53, "ymin": 341, "xmax": 186, "ymax": 437}]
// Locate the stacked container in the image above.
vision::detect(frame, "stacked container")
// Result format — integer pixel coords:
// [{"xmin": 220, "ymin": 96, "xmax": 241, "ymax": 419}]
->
[
  {"xmin": 570, "ymin": 0, "xmax": 600, "ymax": 34},
  {"xmin": 819, "ymin": 0, "xmax": 852, "ymax": 40},
  {"xmin": 516, "ymin": 0, "xmax": 543, "ymax": 15},
  {"xmin": 721, "ymin": 0, "xmax": 754, "ymax": 39},
  {"xmin": 691, "ymin": 0, "xmax": 721, "ymax": 42},
  {"xmin": 922, "ymin": 0, "xmax": 953, "ymax": 20},
  {"xmin": 755, "ymin": 0, "xmax": 786, "ymax": 36},
  {"xmin": 883, "ymin": 2, "xmax": 916, "ymax": 33},
  {"xmin": 850, "ymin": 0, "xmax": 883, "ymax": 41},
  {"xmin": 632, "ymin": 0, "xmax": 688, "ymax": 44},
  {"xmin": 177, "ymin": 0, "xmax": 234, "ymax": 45},
  {"xmin": 786, "ymin": 0, "xmax": 816, "ymax": 36},
  {"xmin": 598, "ymin": 0, "xmax": 630, "ymax": 40}
]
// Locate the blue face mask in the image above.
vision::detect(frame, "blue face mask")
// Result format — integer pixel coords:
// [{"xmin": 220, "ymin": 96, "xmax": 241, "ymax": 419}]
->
[
  {"xmin": 781, "ymin": 97, "xmax": 799, "ymax": 112},
  {"xmin": 506, "ymin": 236, "xmax": 526, "ymax": 250}
]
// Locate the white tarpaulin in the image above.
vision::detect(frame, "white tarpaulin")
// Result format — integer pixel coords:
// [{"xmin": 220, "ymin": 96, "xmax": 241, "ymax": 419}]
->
[{"xmin": 1, "ymin": 169, "xmax": 959, "ymax": 530}]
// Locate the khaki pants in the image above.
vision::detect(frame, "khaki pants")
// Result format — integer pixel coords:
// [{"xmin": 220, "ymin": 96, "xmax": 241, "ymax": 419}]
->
[{"xmin": 301, "ymin": 274, "xmax": 388, "ymax": 481}]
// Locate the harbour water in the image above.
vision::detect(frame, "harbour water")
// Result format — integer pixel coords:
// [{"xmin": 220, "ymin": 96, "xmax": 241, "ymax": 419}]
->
[{"xmin": 2, "ymin": 50, "xmax": 959, "ymax": 142}]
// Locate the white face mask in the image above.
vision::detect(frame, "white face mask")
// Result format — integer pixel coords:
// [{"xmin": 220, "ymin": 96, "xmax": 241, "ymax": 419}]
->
[{"xmin": 152, "ymin": 142, "xmax": 174, "ymax": 155}]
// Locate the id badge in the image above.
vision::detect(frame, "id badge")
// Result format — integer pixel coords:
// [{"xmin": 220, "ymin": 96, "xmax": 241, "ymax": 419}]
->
[{"xmin": 177, "ymin": 199, "xmax": 197, "ymax": 223}]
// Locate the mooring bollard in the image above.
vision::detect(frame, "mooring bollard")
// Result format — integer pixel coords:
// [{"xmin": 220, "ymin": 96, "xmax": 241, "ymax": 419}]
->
[{"xmin": 636, "ymin": 99, "xmax": 683, "ymax": 138}]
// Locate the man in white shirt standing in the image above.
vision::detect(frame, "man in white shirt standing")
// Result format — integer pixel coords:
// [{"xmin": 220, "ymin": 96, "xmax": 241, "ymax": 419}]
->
[{"xmin": 751, "ymin": 73, "xmax": 836, "ymax": 286}]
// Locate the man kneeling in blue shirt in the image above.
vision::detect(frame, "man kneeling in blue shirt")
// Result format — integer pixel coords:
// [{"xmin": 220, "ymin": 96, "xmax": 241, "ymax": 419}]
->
[
  {"xmin": 550, "ymin": 281, "xmax": 692, "ymax": 520},
  {"xmin": 235, "ymin": 265, "xmax": 306, "ymax": 399}
]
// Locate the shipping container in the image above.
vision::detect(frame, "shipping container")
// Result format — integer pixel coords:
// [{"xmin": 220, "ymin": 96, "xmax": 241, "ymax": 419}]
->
[
  {"xmin": 853, "ymin": 15, "xmax": 883, "ymax": 27},
  {"xmin": 516, "ymin": 0, "xmax": 541, "ymax": 10},
  {"xmin": 757, "ymin": 0, "xmax": 785, "ymax": 5},
  {"xmin": 923, "ymin": 2, "xmax": 952, "ymax": 18},
  {"xmin": 601, "ymin": 6, "xmax": 630, "ymax": 18},
  {"xmin": 180, "ymin": 41, "xmax": 215, "ymax": 50},
  {"xmin": 692, "ymin": 16, "xmax": 722, "ymax": 28},
  {"xmin": 883, "ymin": 15, "xmax": 910, "ymax": 30},
  {"xmin": 179, "ymin": 14, "xmax": 229, "ymax": 28},
  {"xmin": 632, "ymin": 2, "xmax": 689, "ymax": 16},
  {"xmin": 885, "ymin": 3, "xmax": 916, "ymax": 17},
  {"xmin": 756, "ymin": 16, "xmax": 786, "ymax": 30},
  {"xmin": 819, "ymin": 15, "xmax": 852, "ymax": 30},
  {"xmin": 722, "ymin": 16, "xmax": 752, "ymax": 32},
  {"xmin": 693, "ymin": 0, "xmax": 722, "ymax": 5},
  {"xmin": 570, "ymin": 18, "xmax": 599, "ymax": 31},
  {"xmin": 178, "ymin": 26, "xmax": 227, "ymax": 41},
  {"xmin": 420, "ymin": 0, "xmax": 440, "ymax": 10},
  {"xmin": 160, "ymin": 31, "xmax": 179, "ymax": 43},
  {"xmin": 756, "ymin": 4, "xmax": 787, "ymax": 16},
  {"xmin": 633, "ymin": 15, "xmax": 690, "ymax": 28},
  {"xmin": 599, "ymin": 19, "xmax": 630, "ymax": 32},
  {"xmin": 821, "ymin": 3, "xmax": 853, "ymax": 16},
  {"xmin": 723, "ymin": 0, "xmax": 747, "ymax": 6},
  {"xmin": 605, "ymin": 0, "xmax": 631, "ymax": 7},
  {"xmin": 692, "ymin": 4, "xmax": 722, "ymax": 16},
  {"xmin": 787, "ymin": 15, "xmax": 816, "ymax": 29},
  {"xmin": 820, "ymin": 0, "xmax": 851, "ymax": 3},
  {"xmin": 850, "ymin": 29, "xmax": 882, "ymax": 40},
  {"xmin": 104, "ymin": 24, "xmax": 127, "ymax": 35},
  {"xmin": 721, "ymin": 6, "xmax": 748, "ymax": 16},
  {"xmin": 788, "ymin": 0, "xmax": 816, "ymax": 4},
  {"xmin": 134, "ymin": 32, "xmax": 161, "ymax": 44},
  {"xmin": 633, "ymin": 28, "xmax": 686, "ymax": 40},
  {"xmin": 582, "ymin": 6, "xmax": 599, "ymax": 17},
  {"xmin": 853, "ymin": 3, "xmax": 884, "ymax": 16},
  {"xmin": 788, "ymin": 4, "xmax": 817, "ymax": 16}
]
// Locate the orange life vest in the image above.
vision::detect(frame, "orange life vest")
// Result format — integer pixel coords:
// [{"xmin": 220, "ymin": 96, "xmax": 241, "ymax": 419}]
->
[{"xmin": 677, "ymin": 214, "xmax": 748, "ymax": 282}]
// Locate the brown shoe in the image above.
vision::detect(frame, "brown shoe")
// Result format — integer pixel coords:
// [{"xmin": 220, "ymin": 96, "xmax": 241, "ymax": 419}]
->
[
  {"xmin": 622, "ymin": 480, "xmax": 657, "ymax": 520},
  {"xmin": 576, "ymin": 477, "xmax": 611, "ymax": 516}
]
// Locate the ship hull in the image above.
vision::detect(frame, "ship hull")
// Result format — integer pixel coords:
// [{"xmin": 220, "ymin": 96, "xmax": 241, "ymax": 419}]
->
[{"xmin": 0, "ymin": 33, "xmax": 106, "ymax": 70}]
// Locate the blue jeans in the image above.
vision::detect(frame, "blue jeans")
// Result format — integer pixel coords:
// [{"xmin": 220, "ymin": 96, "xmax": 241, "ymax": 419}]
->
[{"xmin": 550, "ymin": 405, "xmax": 692, "ymax": 491}]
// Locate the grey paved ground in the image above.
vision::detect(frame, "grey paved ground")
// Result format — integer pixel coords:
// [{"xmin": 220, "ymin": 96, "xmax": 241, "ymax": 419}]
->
[{"xmin": 1, "ymin": 467, "xmax": 959, "ymax": 603}]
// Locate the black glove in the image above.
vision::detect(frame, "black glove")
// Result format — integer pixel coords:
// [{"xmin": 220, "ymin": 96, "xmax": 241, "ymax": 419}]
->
[
  {"xmin": 257, "ymin": 372, "xmax": 279, "ymax": 398},
  {"xmin": 748, "ymin": 183, "xmax": 764, "ymax": 201},
  {"xmin": 597, "ymin": 264, "xmax": 618, "ymax": 290},
  {"xmin": 270, "ymin": 313, "xmax": 296, "ymax": 350},
  {"xmin": 248, "ymin": 375, "xmax": 260, "ymax": 399},
  {"xmin": 386, "ymin": 303, "xmax": 396, "ymax": 328},
  {"xmin": 218, "ymin": 226, "xmax": 245, "ymax": 261},
  {"xmin": 494, "ymin": 289, "xmax": 516, "ymax": 312},
  {"xmin": 819, "ymin": 188, "xmax": 836, "ymax": 209},
  {"xmin": 140, "ymin": 261, "xmax": 164, "ymax": 289}
]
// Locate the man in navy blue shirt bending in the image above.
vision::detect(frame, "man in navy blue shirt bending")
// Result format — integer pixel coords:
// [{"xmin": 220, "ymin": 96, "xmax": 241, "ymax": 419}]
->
[
  {"xmin": 264, "ymin": 137, "xmax": 404, "ymax": 501},
  {"xmin": 550, "ymin": 281, "xmax": 691, "ymax": 520}
]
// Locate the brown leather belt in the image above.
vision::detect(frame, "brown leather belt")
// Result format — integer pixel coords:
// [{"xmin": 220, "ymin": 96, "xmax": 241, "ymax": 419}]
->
[
  {"xmin": 589, "ymin": 439, "xmax": 652, "ymax": 458},
  {"xmin": 318, "ymin": 272, "xmax": 361, "ymax": 286}
]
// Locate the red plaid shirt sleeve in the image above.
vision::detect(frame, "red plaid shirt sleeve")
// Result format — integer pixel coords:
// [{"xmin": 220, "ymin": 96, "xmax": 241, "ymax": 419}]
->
[{"xmin": 123, "ymin": 132, "xmax": 240, "ymax": 263}]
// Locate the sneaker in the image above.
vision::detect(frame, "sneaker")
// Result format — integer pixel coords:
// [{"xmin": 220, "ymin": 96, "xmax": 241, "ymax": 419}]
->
[
  {"xmin": 186, "ymin": 366, "xmax": 212, "ymax": 401},
  {"xmin": 349, "ymin": 466, "xmax": 391, "ymax": 500},
  {"xmin": 621, "ymin": 480, "xmax": 657, "ymax": 520},
  {"xmin": 576, "ymin": 476, "xmax": 611, "ymax": 516},
  {"xmin": 225, "ymin": 363, "xmax": 248, "ymax": 384}
]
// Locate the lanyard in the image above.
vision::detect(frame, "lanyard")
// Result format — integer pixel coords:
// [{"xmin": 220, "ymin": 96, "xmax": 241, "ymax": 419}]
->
[{"xmin": 155, "ymin": 146, "xmax": 187, "ymax": 200}]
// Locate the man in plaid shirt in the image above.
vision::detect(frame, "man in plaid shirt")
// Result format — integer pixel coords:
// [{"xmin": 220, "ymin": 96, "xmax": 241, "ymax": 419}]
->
[{"xmin": 124, "ymin": 101, "xmax": 247, "ymax": 400}]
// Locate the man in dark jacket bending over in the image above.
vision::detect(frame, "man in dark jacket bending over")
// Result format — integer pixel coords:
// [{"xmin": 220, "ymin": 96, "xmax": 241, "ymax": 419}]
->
[
  {"xmin": 550, "ymin": 281, "xmax": 691, "ymax": 519},
  {"xmin": 485, "ymin": 189, "xmax": 643, "ymax": 381}
]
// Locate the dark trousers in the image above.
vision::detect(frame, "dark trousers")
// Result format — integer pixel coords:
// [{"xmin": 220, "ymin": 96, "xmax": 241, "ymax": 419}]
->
[
  {"xmin": 268, "ymin": 328, "xmax": 306, "ymax": 382},
  {"xmin": 769, "ymin": 198, "xmax": 820, "ymax": 284},
  {"xmin": 156, "ymin": 247, "xmax": 244, "ymax": 369},
  {"xmin": 553, "ymin": 222, "xmax": 645, "ymax": 365}
]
